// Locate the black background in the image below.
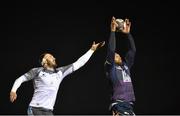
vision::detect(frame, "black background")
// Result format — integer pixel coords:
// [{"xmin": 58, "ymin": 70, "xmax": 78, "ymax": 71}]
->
[{"xmin": 1, "ymin": 0, "xmax": 179, "ymax": 115}]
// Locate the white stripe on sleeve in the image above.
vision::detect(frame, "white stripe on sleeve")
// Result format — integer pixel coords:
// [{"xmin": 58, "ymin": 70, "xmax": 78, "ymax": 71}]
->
[
  {"xmin": 73, "ymin": 49, "xmax": 94, "ymax": 71},
  {"xmin": 11, "ymin": 75, "xmax": 28, "ymax": 92}
]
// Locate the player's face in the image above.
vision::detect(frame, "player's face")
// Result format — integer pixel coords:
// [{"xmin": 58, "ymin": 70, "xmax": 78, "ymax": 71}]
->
[
  {"xmin": 43, "ymin": 54, "xmax": 57, "ymax": 68},
  {"xmin": 114, "ymin": 53, "xmax": 122, "ymax": 65}
]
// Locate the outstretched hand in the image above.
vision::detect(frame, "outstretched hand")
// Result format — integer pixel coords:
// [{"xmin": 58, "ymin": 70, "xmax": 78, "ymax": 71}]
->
[
  {"xmin": 91, "ymin": 41, "xmax": 105, "ymax": 51},
  {"xmin": 121, "ymin": 18, "xmax": 131, "ymax": 34},
  {"xmin": 111, "ymin": 16, "xmax": 118, "ymax": 32},
  {"xmin": 10, "ymin": 91, "xmax": 17, "ymax": 103}
]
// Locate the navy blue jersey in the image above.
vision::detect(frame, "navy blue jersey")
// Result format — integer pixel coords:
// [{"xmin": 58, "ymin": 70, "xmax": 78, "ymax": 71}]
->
[{"xmin": 105, "ymin": 32, "xmax": 136, "ymax": 102}]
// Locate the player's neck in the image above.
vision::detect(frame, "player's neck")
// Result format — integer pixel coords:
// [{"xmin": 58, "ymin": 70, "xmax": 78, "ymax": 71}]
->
[{"xmin": 45, "ymin": 66, "xmax": 54, "ymax": 71}]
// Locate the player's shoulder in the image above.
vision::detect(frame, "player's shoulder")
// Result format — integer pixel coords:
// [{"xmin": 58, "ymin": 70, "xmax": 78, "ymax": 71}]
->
[
  {"xmin": 56, "ymin": 66, "xmax": 64, "ymax": 72},
  {"xmin": 30, "ymin": 67, "xmax": 44, "ymax": 72},
  {"xmin": 56, "ymin": 64, "xmax": 73, "ymax": 72}
]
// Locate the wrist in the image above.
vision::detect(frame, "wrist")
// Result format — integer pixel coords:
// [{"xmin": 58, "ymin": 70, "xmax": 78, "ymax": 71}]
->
[
  {"xmin": 90, "ymin": 47, "xmax": 96, "ymax": 51},
  {"xmin": 111, "ymin": 28, "xmax": 116, "ymax": 32}
]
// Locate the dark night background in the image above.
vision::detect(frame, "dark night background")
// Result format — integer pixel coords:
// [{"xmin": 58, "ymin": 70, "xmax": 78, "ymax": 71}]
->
[{"xmin": 1, "ymin": 0, "xmax": 179, "ymax": 115}]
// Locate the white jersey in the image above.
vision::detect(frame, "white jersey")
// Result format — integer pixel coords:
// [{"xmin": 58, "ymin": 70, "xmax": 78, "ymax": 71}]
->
[{"xmin": 11, "ymin": 49, "xmax": 94, "ymax": 110}]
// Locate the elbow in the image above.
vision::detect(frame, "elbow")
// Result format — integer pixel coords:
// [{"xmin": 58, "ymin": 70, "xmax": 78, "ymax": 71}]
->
[
  {"xmin": 73, "ymin": 59, "xmax": 87, "ymax": 70},
  {"xmin": 132, "ymin": 45, "xmax": 136, "ymax": 52}
]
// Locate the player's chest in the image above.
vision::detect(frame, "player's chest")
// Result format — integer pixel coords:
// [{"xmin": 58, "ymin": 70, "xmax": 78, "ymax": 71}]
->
[{"xmin": 37, "ymin": 71, "xmax": 62, "ymax": 85}]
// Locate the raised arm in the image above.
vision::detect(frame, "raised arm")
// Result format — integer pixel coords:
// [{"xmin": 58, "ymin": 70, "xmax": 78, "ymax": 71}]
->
[
  {"xmin": 122, "ymin": 19, "xmax": 136, "ymax": 68},
  {"xmin": 105, "ymin": 17, "xmax": 118, "ymax": 66},
  {"xmin": 10, "ymin": 68, "xmax": 40, "ymax": 103},
  {"xmin": 58, "ymin": 41, "xmax": 105, "ymax": 78}
]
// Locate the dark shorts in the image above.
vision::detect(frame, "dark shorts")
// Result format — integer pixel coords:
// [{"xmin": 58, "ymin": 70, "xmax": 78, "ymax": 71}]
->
[
  {"xmin": 27, "ymin": 106, "xmax": 53, "ymax": 115},
  {"xmin": 109, "ymin": 100, "xmax": 135, "ymax": 115}
]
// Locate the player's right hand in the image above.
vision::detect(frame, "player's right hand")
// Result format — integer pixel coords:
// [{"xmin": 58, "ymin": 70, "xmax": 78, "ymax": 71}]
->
[{"xmin": 10, "ymin": 91, "xmax": 17, "ymax": 103}]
